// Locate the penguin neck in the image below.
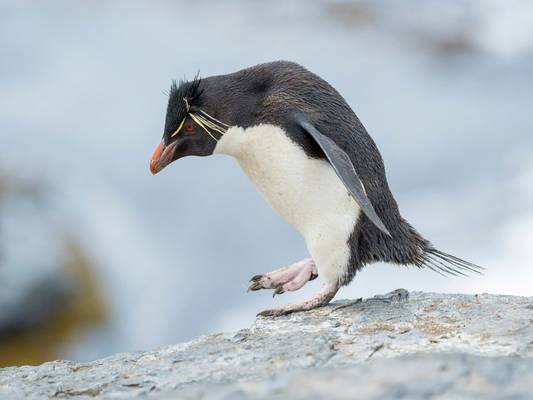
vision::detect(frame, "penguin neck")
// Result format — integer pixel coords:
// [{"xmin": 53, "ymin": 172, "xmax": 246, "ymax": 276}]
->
[{"xmin": 212, "ymin": 125, "xmax": 247, "ymax": 158}]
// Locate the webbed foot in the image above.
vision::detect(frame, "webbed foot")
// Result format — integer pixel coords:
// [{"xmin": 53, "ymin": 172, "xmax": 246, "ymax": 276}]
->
[
  {"xmin": 257, "ymin": 283, "xmax": 338, "ymax": 317},
  {"xmin": 248, "ymin": 258, "xmax": 317, "ymax": 296}
]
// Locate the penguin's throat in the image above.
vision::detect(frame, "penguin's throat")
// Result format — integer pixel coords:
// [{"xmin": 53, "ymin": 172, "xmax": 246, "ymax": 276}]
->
[{"xmin": 212, "ymin": 125, "xmax": 247, "ymax": 158}]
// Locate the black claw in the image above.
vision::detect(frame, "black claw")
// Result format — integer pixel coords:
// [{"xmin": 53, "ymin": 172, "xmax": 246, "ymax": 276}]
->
[
  {"xmin": 272, "ymin": 286, "xmax": 285, "ymax": 298},
  {"xmin": 257, "ymin": 308, "xmax": 294, "ymax": 317},
  {"xmin": 257, "ymin": 309, "xmax": 274, "ymax": 317},
  {"xmin": 249, "ymin": 274, "xmax": 264, "ymax": 283},
  {"xmin": 309, "ymin": 273, "xmax": 319, "ymax": 281},
  {"xmin": 248, "ymin": 282, "xmax": 263, "ymax": 292}
]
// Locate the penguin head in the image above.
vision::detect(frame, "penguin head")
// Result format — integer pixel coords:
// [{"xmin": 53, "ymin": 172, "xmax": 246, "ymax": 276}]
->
[{"xmin": 149, "ymin": 75, "xmax": 230, "ymax": 174}]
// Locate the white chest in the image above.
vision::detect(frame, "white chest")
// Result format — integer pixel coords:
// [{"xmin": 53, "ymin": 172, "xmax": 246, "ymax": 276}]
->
[{"xmin": 214, "ymin": 124, "xmax": 360, "ymax": 248}]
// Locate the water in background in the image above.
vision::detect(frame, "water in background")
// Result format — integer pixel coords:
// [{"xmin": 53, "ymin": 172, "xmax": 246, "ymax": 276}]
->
[{"xmin": 0, "ymin": 0, "xmax": 532, "ymax": 363}]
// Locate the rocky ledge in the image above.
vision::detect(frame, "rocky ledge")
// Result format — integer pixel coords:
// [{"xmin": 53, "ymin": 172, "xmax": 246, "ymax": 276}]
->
[{"xmin": 1, "ymin": 290, "xmax": 532, "ymax": 399}]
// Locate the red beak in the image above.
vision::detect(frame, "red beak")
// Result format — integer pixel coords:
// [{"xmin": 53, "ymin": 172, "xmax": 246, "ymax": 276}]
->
[{"xmin": 150, "ymin": 140, "xmax": 178, "ymax": 175}]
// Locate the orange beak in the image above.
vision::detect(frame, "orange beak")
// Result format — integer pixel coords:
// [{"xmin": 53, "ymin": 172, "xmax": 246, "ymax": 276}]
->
[{"xmin": 150, "ymin": 140, "xmax": 178, "ymax": 175}]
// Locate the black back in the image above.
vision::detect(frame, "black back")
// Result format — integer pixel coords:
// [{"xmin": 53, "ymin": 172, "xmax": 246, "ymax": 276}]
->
[{"xmin": 209, "ymin": 62, "xmax": 429, "ymax": 281}]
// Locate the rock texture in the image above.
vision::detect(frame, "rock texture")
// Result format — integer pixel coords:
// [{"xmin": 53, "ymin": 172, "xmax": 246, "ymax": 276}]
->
[{"xmin": 1, "ymin": 290, "xmax": 532, "ymax": 399}]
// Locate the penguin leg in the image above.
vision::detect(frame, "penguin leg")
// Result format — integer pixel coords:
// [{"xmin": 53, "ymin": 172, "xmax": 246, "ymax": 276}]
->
[
  {"xmin": 257, "ymin": 282, "xmax": 339, "ymax": 317},
  {"xmin": 248, "ymin": 258, "xmax": 318, "ymax": 294}
]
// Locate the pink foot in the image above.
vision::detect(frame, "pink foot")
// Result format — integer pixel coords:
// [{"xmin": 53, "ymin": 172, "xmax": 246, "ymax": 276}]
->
[
  {"xmin": 248, "ymin": 258, "xmax": 318, "ymax": 295},
  {"xmin": 257, "ymin": 283, "xmax": 339, "ymax": 317}
]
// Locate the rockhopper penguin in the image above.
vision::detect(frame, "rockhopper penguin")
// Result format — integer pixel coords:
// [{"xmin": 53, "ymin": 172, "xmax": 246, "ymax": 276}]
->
[{"xmin": 150, "ymin": 61, "xmax": 483, "ymax": 317}]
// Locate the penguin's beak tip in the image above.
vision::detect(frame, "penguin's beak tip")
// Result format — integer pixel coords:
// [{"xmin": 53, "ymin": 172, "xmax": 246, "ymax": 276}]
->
[
  {"xmin": 149, "ymin": 160, "xmax": 159, "ymax": 175},
  {"xmin": 149, "ymin": 140, "xmax": 176, "ymax": 175},
  {"xmin": 149, "ymin": 141, "xmax": 164, "ymax": 175}
]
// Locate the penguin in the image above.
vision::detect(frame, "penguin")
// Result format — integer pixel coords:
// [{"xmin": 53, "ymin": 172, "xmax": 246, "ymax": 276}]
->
[{"xmin": 149, "ymin": 61, "xmax": 483, "ymax": 317}]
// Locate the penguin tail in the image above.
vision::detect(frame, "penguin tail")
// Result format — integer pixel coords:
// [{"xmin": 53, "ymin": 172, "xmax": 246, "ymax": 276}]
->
[{"xmin": 418, "ymin": 248, "xmax": 484, "ymax": 277}]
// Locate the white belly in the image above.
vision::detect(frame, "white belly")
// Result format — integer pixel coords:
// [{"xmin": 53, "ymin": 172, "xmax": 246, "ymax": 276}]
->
[{"xmin": 214, "ymin": 124, "xmax": 361, "ymax": 284}]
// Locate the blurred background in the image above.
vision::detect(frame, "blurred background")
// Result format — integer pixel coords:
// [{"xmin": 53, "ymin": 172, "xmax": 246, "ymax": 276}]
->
[{"xmin": 1, "ymin": 0, "xmax": 532, "ymax": 366}]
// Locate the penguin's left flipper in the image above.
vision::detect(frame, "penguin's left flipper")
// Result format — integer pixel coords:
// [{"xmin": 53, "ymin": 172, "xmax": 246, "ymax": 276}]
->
[{"xmin": 294, "ymin": 114, "xmax": 391, "ymax": 237}]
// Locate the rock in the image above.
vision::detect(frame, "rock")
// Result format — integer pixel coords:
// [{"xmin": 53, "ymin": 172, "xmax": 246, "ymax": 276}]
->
[{"xmin": 0, "ymin": 291, "xmax": 531, "ymax": 399}]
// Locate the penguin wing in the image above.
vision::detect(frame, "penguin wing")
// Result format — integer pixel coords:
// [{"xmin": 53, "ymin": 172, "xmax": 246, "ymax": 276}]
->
[{"xmin": 295, "ymin": 115, "xmax": 391, "ymax": 236}]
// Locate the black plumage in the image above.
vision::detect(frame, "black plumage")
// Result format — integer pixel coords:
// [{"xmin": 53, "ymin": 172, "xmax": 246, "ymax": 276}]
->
[{"xmin": 159, "ymin": 61, "xmax": 483, "ymax": 285}]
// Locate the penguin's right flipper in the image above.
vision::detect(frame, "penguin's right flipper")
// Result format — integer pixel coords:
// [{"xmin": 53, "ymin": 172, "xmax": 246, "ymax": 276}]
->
[{"xmin": 294, "ymin": 114, "xmax": 391, "ymax": 236}]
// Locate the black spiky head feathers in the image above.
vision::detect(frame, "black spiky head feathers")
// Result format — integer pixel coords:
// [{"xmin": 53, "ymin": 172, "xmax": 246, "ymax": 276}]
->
[{"xmin": 163, "ymin": 73, "xmax": 203, "ymax": 144}]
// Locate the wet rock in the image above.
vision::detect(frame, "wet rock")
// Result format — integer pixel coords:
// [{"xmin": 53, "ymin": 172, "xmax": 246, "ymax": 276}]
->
[{"xmin": 0, "ymin": 291, "xmax": 531, "ymax": 399}]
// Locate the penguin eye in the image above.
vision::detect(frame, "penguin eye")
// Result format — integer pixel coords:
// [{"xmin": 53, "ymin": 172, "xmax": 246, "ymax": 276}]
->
[{"xmin": 184, "ymin": 124, "xmax": 194, "ymax": 133}]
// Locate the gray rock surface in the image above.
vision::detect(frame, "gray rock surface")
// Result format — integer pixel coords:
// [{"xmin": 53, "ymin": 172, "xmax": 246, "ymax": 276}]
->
[{"xmin": 1, "ymin": 290, "xmax": 532, "ymax": 399}]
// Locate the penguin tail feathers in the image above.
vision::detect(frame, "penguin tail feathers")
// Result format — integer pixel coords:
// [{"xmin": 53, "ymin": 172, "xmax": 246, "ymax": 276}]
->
[{"xmin": 418, "ymin": 248, "xmax": 484, "ymax": 277}]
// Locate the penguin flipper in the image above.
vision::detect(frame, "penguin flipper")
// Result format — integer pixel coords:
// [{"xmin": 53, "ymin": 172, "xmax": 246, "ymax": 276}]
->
[{"xmin": 295, "ymin": 115, "xmax": 391, "ymax": 236}]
